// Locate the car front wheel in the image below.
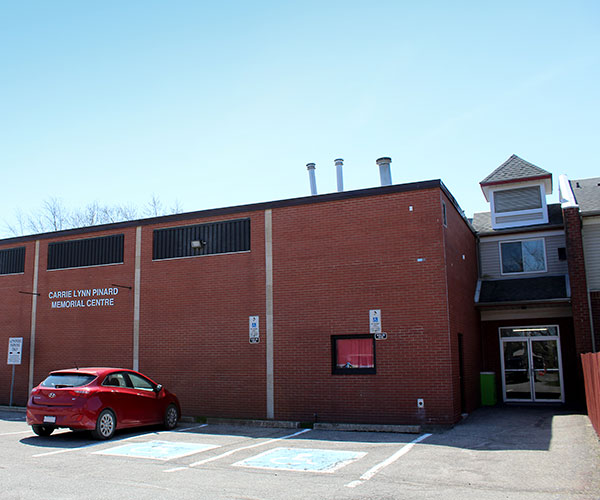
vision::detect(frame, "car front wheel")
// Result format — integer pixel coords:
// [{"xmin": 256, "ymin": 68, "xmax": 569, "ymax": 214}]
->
[
  {"xmin": 164, "ymin": 404, "xmax": 178, "ymax": 430},
  {"xmin": 92, "ymin": 409, "xmax": 116, "ymax": 440},
  {"xmin": 32, "ymin": 424, "xmax": 55, "ymax": 437}
]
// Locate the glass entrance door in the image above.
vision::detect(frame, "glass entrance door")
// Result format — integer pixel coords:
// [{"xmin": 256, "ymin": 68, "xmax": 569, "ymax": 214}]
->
[{"xmin": 500, "ymin": 326, "xmax": 564, "ymax": 403}]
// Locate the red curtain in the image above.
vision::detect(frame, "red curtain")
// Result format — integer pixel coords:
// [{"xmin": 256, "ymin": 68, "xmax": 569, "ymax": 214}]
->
[{"xmin": 336, "ymin": 338, "xmax": 374, "ymax": 368}]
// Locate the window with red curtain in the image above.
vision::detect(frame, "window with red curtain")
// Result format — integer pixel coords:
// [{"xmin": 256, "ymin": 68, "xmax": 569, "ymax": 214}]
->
[{"xmin": 332, "ymin": 335, "xmax": 375, "ymax": 374}]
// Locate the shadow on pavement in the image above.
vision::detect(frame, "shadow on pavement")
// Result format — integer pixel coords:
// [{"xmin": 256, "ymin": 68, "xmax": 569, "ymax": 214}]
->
[{"xmin": 424, "ymin": 405, "xmax": 586, "ymax": 451}]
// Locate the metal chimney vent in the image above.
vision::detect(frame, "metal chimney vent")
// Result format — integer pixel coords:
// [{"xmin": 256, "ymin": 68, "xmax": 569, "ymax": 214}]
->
[
  {"xmin": 334, "ymin": 158, "xmax": 344, "ymax": 192},
  {"xmin": 306, "ymin": 163, "xmax": 317, "ymax": 195},
  {"xmin": 376, "ymin": 157, "xmax": 392, "ymax": 186}
]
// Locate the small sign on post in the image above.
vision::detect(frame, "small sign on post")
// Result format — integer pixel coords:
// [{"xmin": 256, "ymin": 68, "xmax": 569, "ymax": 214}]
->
[
  {"xmin": 7, "ymin": 337, "xmax": 23, "ymax": 365},
  {"xmin": 7, "ymin": 337, "xmax": 23, "ymax": 407},
  {"xmin": 249, "ymin": 316, "xmax": 260, "ymax": 344}
]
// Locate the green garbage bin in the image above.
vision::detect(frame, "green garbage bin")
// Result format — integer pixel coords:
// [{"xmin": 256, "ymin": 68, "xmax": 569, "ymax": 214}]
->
[{"xmin": 480, "ymin": 372, "xmax": 497, "ymax": 406}]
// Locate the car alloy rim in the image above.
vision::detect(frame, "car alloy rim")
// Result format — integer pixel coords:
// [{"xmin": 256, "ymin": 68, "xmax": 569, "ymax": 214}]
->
[{"xmin": 100, "ymin": 413, "xmax": 114, "ymax": 436}]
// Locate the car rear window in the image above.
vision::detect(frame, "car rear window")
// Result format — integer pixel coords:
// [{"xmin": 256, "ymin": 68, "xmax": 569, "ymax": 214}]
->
[{"xmin": 41, "ymin": 373, "xmax": 96, "ymax": 388}]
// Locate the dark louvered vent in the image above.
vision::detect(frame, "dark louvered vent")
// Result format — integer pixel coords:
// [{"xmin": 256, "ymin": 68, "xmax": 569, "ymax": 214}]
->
[
  {"xmin": 494, "ymin": 186, "xmax": 542, "ymax": 213},
  {"xmin": 0, "ymin": 247, "xmax": 26, "ymax": 275},
  {"xmin": 153, "ymin": 219, "xmax": 250, "ymax": 260},
  {"xmin": 47, "ymin": 234, "xmax": 124, "ymax": 270}
]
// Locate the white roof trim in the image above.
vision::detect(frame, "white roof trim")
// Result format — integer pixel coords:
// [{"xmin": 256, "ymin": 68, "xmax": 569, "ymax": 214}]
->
[{"xmin": 558, "ymin": 174, "xmax": 578, "ymax": 208}]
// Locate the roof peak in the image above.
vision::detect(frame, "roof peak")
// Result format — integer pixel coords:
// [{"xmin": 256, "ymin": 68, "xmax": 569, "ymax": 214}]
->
[{"xmin": 480, "ymin": 154, "xmax": 552, "ymax": 186}]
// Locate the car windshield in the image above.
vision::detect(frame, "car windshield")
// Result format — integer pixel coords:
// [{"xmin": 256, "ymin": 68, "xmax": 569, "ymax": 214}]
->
[{"xmin": 41, "ymin": 373, "xmax": 96, "ymax": 388}]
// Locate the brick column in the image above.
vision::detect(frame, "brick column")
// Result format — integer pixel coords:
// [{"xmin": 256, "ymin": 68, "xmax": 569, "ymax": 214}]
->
[{"xmin": 563, "ymin": 206, "xmax": 593, "ymax": 355}]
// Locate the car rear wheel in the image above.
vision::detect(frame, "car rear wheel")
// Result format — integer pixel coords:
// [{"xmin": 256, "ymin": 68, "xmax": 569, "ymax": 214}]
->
[
  {"xmin": 92, "ymin": 409, "xmax": 116, "ymax": 440},
  {"xmin": 32, "ymin": 424, "xmax": 55, "ymax": 437},
  {"xmin": 164, "ymin": 404, "xmax": 178, "ymax": 430}
]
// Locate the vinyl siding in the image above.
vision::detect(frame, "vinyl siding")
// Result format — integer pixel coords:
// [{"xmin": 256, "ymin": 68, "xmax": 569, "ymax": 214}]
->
[
  {"xmin": 480, "ymin": 233, "xmax": 568, "ymax": 279},
  {"xmin": 583, "ymin": 222, "xmax": 600, "ymax": 290}
]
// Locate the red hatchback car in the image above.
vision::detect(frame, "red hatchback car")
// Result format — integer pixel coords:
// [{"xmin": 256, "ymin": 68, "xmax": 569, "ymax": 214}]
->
[{"xmin": 26, "ymin": 367, "xmax": 181, "ymax": 440}]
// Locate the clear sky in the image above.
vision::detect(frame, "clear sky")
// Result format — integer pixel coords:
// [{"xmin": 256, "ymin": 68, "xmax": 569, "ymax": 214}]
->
[{"xmin": 1, "ymin": 1, "xmax": 598, "ymax": 238}]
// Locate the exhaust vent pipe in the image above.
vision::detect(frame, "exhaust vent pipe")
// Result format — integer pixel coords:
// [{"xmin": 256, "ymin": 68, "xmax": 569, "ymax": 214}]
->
[
  {"xmin": 334, "ymin": 158, "xmax": 344, "ymax": 192},
  {"xmin": 376, "ymin": 157, "xmax": 392, "ymax": 186},
  {"xmin": 306, "ymin": 163, "xmax": 317, "ymax": 195}
]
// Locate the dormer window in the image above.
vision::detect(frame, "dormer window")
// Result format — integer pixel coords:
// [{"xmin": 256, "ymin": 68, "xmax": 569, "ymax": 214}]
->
[
  {"xmin": 479, "ymin": 155, "xmax": 552, "ymax": 230},
  {"xmin": 490, "ymin": 185, "xmax": 549, "ymax": 229}
]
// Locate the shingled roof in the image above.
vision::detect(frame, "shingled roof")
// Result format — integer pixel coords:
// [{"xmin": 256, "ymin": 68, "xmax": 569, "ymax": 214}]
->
[
  {"xmin": 570, "ymin": 177, "xmax": 600, "ymax": 215},
  {"xmin": 480, "ymin": 154, "xmax": 552, "ymax": 186},
  {"xmin": 477, "ymin": 275, "xmax": 569, "ymax": 305},
  {"xmin": 471, "ymin": 203, "xmax": 564, "ymax": 235}
]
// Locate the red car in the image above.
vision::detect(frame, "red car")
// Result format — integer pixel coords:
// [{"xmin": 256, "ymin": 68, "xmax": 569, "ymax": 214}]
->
[{"xmin": 26, "ymin": 367, "xmax": 181, "ymax": 440}]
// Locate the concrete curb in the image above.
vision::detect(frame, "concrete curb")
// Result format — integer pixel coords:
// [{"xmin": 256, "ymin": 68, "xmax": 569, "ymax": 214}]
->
[
  {"xmin": 204, "ymin": 417, "xmax": 422, "ymax": 433},
  {"xmin": 206, "ymin": 417, "xmax": 301, "ymax": 429},
  {"xmin": 314, "ymin": 422, "xmax": 422, "ymax": 433},
  {"xmin": 0, "ymin": 405, "xmax": 26, "ymax": 413}
]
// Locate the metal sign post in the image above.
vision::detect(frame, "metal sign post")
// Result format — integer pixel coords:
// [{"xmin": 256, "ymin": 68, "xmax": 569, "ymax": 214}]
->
[{"xmin": 7, "ymin": 337, "xmax": 23, "ymax": 407}]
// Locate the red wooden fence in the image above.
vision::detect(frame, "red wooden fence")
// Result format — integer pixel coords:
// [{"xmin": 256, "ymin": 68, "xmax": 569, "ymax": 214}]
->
[{"xmin": 582, "ymin": 352, "xmax": 600, "ymax": 437}]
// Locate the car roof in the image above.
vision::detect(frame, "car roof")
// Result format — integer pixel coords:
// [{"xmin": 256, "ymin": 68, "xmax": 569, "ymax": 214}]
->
[{"xmin": 49, "ymin": 367, "xmax": 133, "ymax": 377}]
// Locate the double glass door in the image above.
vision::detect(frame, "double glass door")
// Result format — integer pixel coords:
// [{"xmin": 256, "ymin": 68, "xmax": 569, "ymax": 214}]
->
[{"xmin": 500, "ymin": 326, "xmax": 564, "ymax": 402}]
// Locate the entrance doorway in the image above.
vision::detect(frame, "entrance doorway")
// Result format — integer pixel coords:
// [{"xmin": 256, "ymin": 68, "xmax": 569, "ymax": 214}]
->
[{"xmin": 499, "ymin": 325, "xmax": 564, "ymax": 403}]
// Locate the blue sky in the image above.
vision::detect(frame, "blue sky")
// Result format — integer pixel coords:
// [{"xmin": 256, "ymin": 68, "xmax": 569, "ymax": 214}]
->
[{"xmin": 1, "ymin": 1, "xmax": 598, "ymax": 238}]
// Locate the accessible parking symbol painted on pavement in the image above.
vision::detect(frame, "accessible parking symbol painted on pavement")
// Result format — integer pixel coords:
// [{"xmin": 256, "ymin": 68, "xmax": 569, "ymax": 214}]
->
[
  {"xmin": 94, "ymin": 440, "xmax": 219, "ymax": 461},
  {"xmin": 234, "ymin": 447, "xmax": 367, "ymax": 473}
]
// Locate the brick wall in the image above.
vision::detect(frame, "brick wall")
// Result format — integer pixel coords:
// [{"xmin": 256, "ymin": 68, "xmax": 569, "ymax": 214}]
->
[
  {"xmin": 0, "ymin": 184, "xmax": 480, "ymax": 425},
  {"xmin": 0, "ymin": 241, "xmax": 37, "ymax": 406},
  {"xmin": 139, "ymin": 212, "xmax": 267, "ymax": 419},
  {"xmin": 33, "ymin": 228, "xmax": 138, "ymax": 385},
  {"xmin": 442, "ymin": 193, "xmax": 480, "ymax": 419},
  {"xmin": 271, "ymin": 188, "xmax": 477, "ymax": 425}
]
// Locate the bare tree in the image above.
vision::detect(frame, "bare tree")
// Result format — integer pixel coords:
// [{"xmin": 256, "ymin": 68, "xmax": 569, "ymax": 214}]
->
[
  {"xmin": 144, "ymin": 194, "xmax": 164, "ymax": 217},
  {"xmin": 3, "ymin": 195, "xmax": 183, "ymax": 237},
  {"xmin": 169, "ymin": 199, "xmax": 184, "ymax": 215},
  {"xmin": 5, "ymin": 209, "xmax": 27, "ymax": 237}
]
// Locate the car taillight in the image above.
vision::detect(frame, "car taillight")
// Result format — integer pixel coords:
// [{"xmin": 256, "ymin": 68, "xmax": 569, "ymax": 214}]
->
[{"xmin": 69, "ymin": 389, "xmax": 91, "ymax": 397}]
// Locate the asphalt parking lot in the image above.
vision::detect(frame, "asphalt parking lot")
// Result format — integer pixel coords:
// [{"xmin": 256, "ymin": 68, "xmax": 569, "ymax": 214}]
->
[{"xmin": 0, "ymin": 406, "xmax": 598, "ymax": 500}]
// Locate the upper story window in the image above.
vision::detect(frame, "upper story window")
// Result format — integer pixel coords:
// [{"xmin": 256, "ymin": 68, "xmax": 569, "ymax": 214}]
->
[
  {"xmin": 500, "ymin": 239, "xmax": 546, "ymax": 274},
  {"xmin": 0, "ymin": 246, "xmax": 25, "ymax": 275},
  {"xmin": 491, "ymin": 185, "xmax": 548, "ymax": 229},
  {"xmin": 153, "ymin": 218, "xmax": 250, "ymax": 260},
  {"xmin": 47, "ymin": 234, "xmax": 124, "ymax": 270},
  {"xmin": 441, "ymin": 200, "xmax": 447, "ymax": 227}
]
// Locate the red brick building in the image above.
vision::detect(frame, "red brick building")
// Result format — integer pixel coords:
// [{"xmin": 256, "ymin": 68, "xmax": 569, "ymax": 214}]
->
[
  {"xmin": 1, "ymin": 156, "xmax": 597, "ymax": 425},
  {"xmin": 0, "ymin": 176, "xmax": 480, "ymax": 426}
]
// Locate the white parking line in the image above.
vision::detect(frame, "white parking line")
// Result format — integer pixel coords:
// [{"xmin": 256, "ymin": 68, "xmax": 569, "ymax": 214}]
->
[
  {"xmin": 164, "ymin": 428, "xmax": 312, "ymax": 473},
  {"xmin": 0, "ymin": 430, "xmax": 33, "ymax": 436},
  {"xmin": 31, "ymin": 431, "xmax": 156, "ymax": 458},
  {"xmin": 346, "ymin": 433, "xmax": 432, "ymax": 488},
  {"xmin": 175, "ymin": 424, "xmax": 209, "ymax": 432}
]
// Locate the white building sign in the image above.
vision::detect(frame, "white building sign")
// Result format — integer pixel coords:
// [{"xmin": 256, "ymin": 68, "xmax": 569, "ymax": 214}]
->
[{"xmin": 48, "ymin": 287, "xmax": 120, "ymax": 309}]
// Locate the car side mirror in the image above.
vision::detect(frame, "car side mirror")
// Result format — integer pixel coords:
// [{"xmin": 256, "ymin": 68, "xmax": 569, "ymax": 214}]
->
[{"xmin": 155, "ymin": 384, "xmax": 163, "ymax": 393}]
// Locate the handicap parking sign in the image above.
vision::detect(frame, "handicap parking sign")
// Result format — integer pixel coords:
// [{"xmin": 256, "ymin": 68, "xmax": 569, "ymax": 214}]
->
[{"xmin": 234, "ymin": 447, "xmax": 367, "ymax": 473}]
